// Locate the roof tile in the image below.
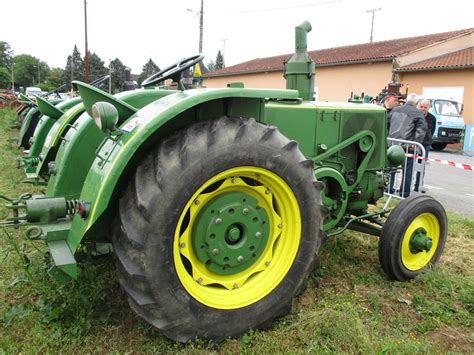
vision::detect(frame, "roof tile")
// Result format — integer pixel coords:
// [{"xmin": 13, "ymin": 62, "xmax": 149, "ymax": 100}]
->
[
  {"xmin": 206, "ymin": 28, "xmax": 473, "ymax": 77},
  {"xmin": 395, "ymin": 47, "xmax": 473, "ymax": 71}
]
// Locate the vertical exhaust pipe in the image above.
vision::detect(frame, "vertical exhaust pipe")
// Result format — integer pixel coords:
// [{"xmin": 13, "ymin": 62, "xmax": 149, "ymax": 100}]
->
[{"xmin": 284, "ymin": 21, "xmax": 315, "ymax": 101}]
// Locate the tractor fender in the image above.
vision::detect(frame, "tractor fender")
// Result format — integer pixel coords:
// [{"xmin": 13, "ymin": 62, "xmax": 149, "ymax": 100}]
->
[{"xmin": 67, "ymin": 87, "xmax": 299, "ymax": 251}]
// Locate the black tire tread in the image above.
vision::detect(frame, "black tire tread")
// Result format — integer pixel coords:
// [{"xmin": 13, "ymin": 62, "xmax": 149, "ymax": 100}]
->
[
  {"xmin": 379, "ymin": 195, "xmax": 448, "ymax": 281},
  {"xmin": 113, "ymin": 116, "xmax": 323, "ymax": 342}
]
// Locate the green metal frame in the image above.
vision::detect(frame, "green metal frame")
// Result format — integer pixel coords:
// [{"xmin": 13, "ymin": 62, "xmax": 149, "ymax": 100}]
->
[{"xmin": 44, "ymin": 87, "xmax": 298, "ymax": 278}]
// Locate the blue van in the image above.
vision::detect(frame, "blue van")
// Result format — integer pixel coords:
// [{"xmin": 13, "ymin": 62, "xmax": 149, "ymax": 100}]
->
[{"xmin": 427, "ymin": 99, "xmax": 465, "ymax": 150}]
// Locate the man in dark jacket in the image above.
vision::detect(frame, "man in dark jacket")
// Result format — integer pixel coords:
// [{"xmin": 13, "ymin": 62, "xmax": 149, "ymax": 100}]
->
[
  {"xmin": 414, "ymin": 99, "xmax": 436, "ymax": 191},
  {"xmin": 388, "ymin": 93, "xmax": 427, "ymax": 197}
]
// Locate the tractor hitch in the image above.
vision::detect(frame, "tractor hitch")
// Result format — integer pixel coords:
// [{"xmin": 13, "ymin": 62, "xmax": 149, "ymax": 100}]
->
[{"xmin": 0, "ymin": 193, "xmax": 84, "ymax": 227}]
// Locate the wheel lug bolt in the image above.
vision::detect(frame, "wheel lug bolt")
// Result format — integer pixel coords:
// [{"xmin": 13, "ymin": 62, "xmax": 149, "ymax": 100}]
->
[
  {"xmin": 197, "ymin": 278, "xmax": 203, "ymax": 284},
  {"xmin": 194, "ymin": 199, "xmax": 200, "ymax": 205},
  {"xmin": 212, "ymin": 248, "xmax": 219, "ymax": 255},
  {"xmin": 233, "ymin": 283, "xmax": 238, "ymax": 289},
  {"xmin": 265, "ymin": 189, "xmax": 270, "ymax": 194},
  {"xmin": 255, "ymin": 232, "xmax": 262, "ymax": 238},
  {"xmin": 215, "ymin": 218, "xmax": 222, "ymax": 225},
  {"xmin": 231, "ymin": 178, "xmax": 237, "ymax": 183},
  {"xmin": 265, "ymin": 261, "xmax": 270, "ymax": 267},
  {"xmin": 278, "ymin": 223, "xmax": 283, "ymax": 229},
  {"xmin": 180, "ymin": 243, "xmax": 186, "ymax": 248},
  {"xmin": 237, "ymin": 255, "xmax": 244, "ymax": 263},
  {"xmin": 242, "ymin": 208, "xmax": 249, "ymax": 215}
]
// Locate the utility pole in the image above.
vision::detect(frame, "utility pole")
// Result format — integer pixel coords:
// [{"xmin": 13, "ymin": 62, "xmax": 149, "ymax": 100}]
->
[
  {"xmin": 71, "ymin": 58, "xmax": 74, "ymax": 93},
  {"xmin": 221, "ymin": 38, "xmax": 228, "ymax": 57},
  {"xmin": 84, "ymin": 0, "xmax": 89, "ymax": 82},
  {"xmin": 109, "ymin": 59, "xmax": 112, "ymax": 94},
  {"xmin": 366, "ymin": 7, "xmax": 381, "ymax": 43},
  {"xmin": 199, "ymin": 0, "xmax": 204, "ymax": 53},
  {"xmin": 11, "ymin": 65, "xmax": 14, "ymax": 93},
  {"xmin": 221, "ymin": 38, "xmax": 228, "ymax": 68}
]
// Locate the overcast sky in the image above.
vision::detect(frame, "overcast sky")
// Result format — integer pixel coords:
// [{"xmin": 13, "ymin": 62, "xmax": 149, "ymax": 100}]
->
[{"xmin": 1, "ymin": 0, "xmax": 473, "ymax": 74}]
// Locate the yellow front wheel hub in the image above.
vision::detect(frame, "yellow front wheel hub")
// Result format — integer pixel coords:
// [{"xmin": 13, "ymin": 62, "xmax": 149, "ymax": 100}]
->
[
  {"xmin": 173, "ymin": 167, "xmax": 301, "ymax": 309},
  {"xmin": 401, "ymin": 213, "xmax": 440, "ymax": 270}
]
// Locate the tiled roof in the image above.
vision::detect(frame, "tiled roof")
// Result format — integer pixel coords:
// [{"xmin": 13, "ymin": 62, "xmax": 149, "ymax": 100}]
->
[
  {"xmin": 395, "ymin": 47, "xmax": 473, "ymax": 72},
  {"xmin": 205, "ymin": 28, "xmax": 473, "ymax": 77}
]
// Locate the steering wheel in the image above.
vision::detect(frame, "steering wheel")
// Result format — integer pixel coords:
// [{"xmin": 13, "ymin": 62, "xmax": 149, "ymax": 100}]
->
[
  {"xmin": 141, "ymin": 54, "xmax": 204, "ymax": 87},
  {"xmin": 90, "ymin": 74, "xmax": 110, "ymax": 88}
]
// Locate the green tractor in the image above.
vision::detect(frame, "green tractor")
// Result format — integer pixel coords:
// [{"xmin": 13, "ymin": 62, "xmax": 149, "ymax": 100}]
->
[{"xmin": 1, "ymin": 22, "xmax": 447, "ymax": 343}]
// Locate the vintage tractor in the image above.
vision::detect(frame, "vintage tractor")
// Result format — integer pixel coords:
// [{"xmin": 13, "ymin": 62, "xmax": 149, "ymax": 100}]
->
[
  {"xmin": 18, "ymin": 74, "xmax": 178, "ymax": 182},
  {"xmin": 1, "ymin": 22, "xmax": 447, "ymax": 343}
]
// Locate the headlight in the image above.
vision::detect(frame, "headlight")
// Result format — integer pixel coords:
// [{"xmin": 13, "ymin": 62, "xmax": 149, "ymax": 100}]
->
[{"xmin": 91, "ymin": 101, "xmax": 119, "ymax": 132}]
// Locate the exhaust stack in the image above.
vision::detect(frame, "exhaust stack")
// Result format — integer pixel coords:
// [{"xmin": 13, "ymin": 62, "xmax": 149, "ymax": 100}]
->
[{"xmin": 284, "ymin": 21, "xmax": 315, "ymax": 101}]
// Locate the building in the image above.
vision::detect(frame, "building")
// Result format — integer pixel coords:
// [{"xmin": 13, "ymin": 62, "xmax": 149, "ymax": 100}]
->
[{"xmin": 204, "ymin": 28, "xmax": 473, "ymax": 124}]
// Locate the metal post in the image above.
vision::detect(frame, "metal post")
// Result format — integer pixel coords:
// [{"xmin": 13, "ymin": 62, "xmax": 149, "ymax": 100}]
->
[
  {"xmin": 109, "ymin": 60, "xmax": 112, "ymax": 94},
  {"xmin": 38, "ymin": 66, "xmax": 40, "ymax": 84},
  {"xmin": 11, "ymin": 66, "xmax": 14, "ymax": 93},
  {"xmin": 70, "ymin": 59, "xmax": 74, "ymax": 93},
  {"xmin": 199, "ymin": 0, "xmax": 204, "ymax": 53},
  {"xmin": 84, "ymin": 0, "xmax": 89, "ymax": 83},
  {"xmin": 366, "ymin": 8, "xmax": 381, "ymax": 43},
  {"xmin": 222, "ymin": 38, "xmax": 228, "ymax": 59}
]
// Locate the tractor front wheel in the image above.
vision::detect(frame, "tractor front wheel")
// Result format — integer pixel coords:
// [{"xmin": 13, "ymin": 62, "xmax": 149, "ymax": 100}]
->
[
  {"xmin": 112, "ymin": 116, "xmax": 324, "ymax": 342},
  {"xmin": 379, "ymin": 195, "xmax": 447, "ymax": 281}
]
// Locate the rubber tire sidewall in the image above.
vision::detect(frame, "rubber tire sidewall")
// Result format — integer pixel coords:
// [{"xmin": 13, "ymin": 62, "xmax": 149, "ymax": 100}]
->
[
  {"xmin": 115, "ymin": 117, "xmax": 323, "ymax": 341},
  {"xmin": 379, "ymin": 195, "xmax": 447, "ymax": 281}
]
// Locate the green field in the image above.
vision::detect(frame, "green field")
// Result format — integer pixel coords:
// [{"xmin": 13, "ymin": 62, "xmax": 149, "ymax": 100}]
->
[{"xmin": 0, "ymin": 107, "xmax": 473, "ymax": 353}]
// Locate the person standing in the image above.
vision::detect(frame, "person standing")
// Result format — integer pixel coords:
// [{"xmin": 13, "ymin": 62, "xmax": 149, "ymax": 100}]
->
[
  {"xmin": 387, "ymin": 93, "xmax": 427, "ymax": 197},
  {"xmin": 414, "ymin": 99, "xmax": 436, "ymax": 192},
  {"xmin": 383, "ymin": 95, "xmax": 399, "ymax": 112}
]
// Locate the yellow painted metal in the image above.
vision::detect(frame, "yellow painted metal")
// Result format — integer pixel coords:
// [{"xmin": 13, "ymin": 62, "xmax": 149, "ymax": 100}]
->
[
  {"xmin": 401, "ymin": 213, "xmax": 440, "ymax": 271},
  {"xmin": 173, "ymin": 167, "xmax": 301, "ymax": 309}
]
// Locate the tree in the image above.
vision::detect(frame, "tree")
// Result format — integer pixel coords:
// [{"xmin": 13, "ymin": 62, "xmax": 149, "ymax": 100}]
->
[
  {"xmin": 206, "ymin": 60, "xmax": 216, "ymax": 72},
  {"xmin": 109, "ymin": 58, "xmax": 126, "ymax": 93},
  {"xmin": 45, "ymin": 67, "xmax": 66, "ymax": 89},
  {"xmin": 11, "ymin": 54, "xmax": 48, "ymax": 88},
  {"xmin": 64, "ymin": 45, "xmax": 85, "ymax": 87},
  {"xmin": 0, "ymin": 67, "xmax": 11, "ymax": 89},
  {"xmin": 137, "ymin": 59, "xmax": 160, "ymax": 85},
  {"xmin": 215, "ymin": 50, "xmax": 225, "ymax": 70},
  {"xmin": 87, "ymin": 51, "xmax": 107, "ymax": 82},
  {"xmin": 0, "ymin": 41, "xmax": 13, "ymax": 68}
]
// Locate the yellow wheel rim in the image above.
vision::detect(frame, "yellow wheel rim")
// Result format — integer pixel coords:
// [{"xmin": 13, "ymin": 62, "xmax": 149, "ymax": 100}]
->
[
  {"xmin": 401, "ymin": 213, "xmax": 440, "ymax": 271},
  {"xmin": 173, "ymin": 166, "xmax": 302, "ymax": 309}
]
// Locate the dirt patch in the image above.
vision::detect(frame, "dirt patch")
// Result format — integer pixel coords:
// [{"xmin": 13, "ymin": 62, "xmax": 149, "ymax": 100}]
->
[{"xmin": 427, "ymin": 325, "xmax": 474, "ymax": 352}]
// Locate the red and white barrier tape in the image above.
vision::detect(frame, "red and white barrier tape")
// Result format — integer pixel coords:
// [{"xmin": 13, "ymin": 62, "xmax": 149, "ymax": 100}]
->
[
  {"xmin": 428, "ymin": 158, "xmax": 473, "ymax": 171},
  {"xmin": 405, "ymin": 153, "xmax": 473, "ymax": 171}
]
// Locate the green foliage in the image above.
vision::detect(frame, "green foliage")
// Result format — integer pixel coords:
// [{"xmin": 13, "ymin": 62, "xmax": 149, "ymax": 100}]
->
[
  {"xmin": 64, "ymin": 45, "xmax": 85, "ymax": 87},
  {"xmin": 215, "ymin": 50, "xmax": 225, "ymax": 70},
  {"xmin": 36, "ymin": 82, "xmax": 54, "ymax": 92},
  {"xmin": 45, "ymin": 67, "xmax": 66, "ymax": 89},
  {"xmin": 109, "ymin": 58, "xmax": 126, "ymax": 93},
  {"xmin": 11, "ymin": 54, "xmax": 49, "ymax": 88},
  {"xmin": 206, "ymin": 59, "xmax": 215, "ymax": 71},
  {"xmin": 0, "ymin": 41, "xmax": 13, "ymax": 68},
  {"xmin": 0, "ymin": 67, "xmax": 11, "ymax": 88},
  {"xmin": 206, "ymin": 51, "xmax": 225, "ymax": 72},
  {"xmin": 87, "ymin": 51, "xmax": 107, "ymax": 83},
  {"xmin": 137, "ymin": 58, "xmax": 160, "ymax": 85}
]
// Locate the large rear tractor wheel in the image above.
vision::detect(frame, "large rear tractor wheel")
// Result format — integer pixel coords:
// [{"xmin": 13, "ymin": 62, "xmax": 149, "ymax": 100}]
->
[
  {"xmin": 112, "ymin": 117, "xmax": 324, "ymax": 342},
  {"xmin": 379, "ymin": 195, "xmax": 447, "ymax": 281}
]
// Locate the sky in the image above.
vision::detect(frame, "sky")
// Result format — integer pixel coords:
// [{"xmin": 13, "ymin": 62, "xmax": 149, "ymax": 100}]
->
[{"xmin": 1, "ymin": 0, "xmax": 473, "ymax": 74}]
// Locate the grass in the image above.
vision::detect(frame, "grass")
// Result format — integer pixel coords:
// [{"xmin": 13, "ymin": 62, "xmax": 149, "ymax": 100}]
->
[{"xmin": 0, "ymin": 107, "xmax": 473, "ymax": 353}]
